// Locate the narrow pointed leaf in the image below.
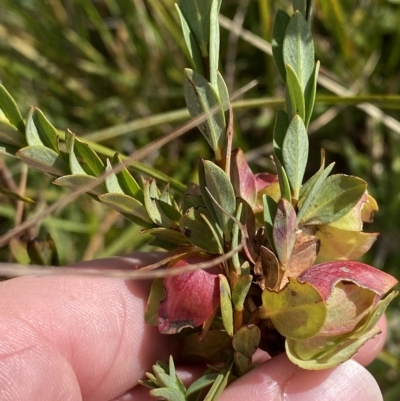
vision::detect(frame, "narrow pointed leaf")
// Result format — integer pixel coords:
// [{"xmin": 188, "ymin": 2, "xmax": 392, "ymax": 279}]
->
[
  {"xmin": 300, "ymin": 175, "xmax": 367, "ymax": 225},
  {"xmin": 65, "ymin": 131, "xmax": 86, "ymax": 175},
  {"xmin": 274, "ymin": 156, "xmax": 291, "ymax": 202},
  {"xmin": 232, "ymin": 275, "xmax": 252, "ymax": 311},
  {"xmin": 203, "ymin": 160, "xmax": 236, "ymax": 238},
  {"xmin": 111, "ymin": 153, "xmax": 144, "ymax": 202},
  {"xmin": 203, "ymin": 361, "xmax": 233, "ymax": 401},
  {"xmin": 273, "ymin": 198, "xmax": 297, "ymax": 267},
  {"xmin": 217, "ymin": 72, "xmax": 230, "ymax": 110},
  {"xmin": 186, "ymin": 374, "xmax": 219, "ymax": 398},
  {"xmin": 0, "ymin": 120, "xmax": 27, "ymax": 148},
  {"xmin": 219, "ymin": 274, "xmax": 234, "ymax": 336},
  {"xmin": 0, "ymin": 185, "xmax": 35, "ymax": 203},
  {"xmin": 273, "ymin": 109, "xmax": 289, "ymax": 164},
  {"xmin": 282, "ymin": 115, "xmax": 309, "ymax": 199},
  {"xmin": 209, "ymin": 0, "xmax": 222, "ymax": 89},
  {"xmin": 179, "ymin": 207, "xmax": 223, "ymax": 254},
  {"xmin": 178, "ymin": 0, "xmax": 212, "ymax": 55},
  {"xmin": 285, "ymin": 64, "xmax": 305, "ymax": 121},
  {"xmin": 263, "ymin": 195, "xmax": 278, "ymax": 250},
  {"xmin": 73, "ymin": 135, "xmax": 104, "ymax": 176},
  {"xmin": 150, "ymin": 387, "xmax": 185, "ymax": 401},
  {"xmin": 54, "ymin": 174, "xmax": 106, "ymax": 195},
  {"xmin": 184, "ymin": 69, "xmax": 226, "ymax": 153},
  {"xmin": 297, "ymin": 162, "xmax": 335, "ymax": 223},
  {"xmin": 175, "ymin": 4, "xmax": 203, "ymax": 73},
  {"xmin": 32, "ymin": 108, "xmax": 59, "ymax": 152},
  {"xmin": 283, "ymin": 11, "xmax": 314, "ymax": 93},
  {"xmin": 304, "ymin": 60, "xmax": 320, "ymax": 127},
  {"xmin": 230, "ymin": 148, "xmax": 257, "ymax": 208},
  {"xmin": 17, "ymin": 145, "xmax": 69, "ymax": 176},
  {"xmin": 98, "ymin": 192, "xmax": 152, "ymax": 223},
  {"xmin": 0, "ymin": 84, "xmax": 25, "ymax": 133},
  {"xmin": 144, "ymin": 179, "xmax": 178, "ymax": 229},
  {"xmin": 142, "ymin": 228, "xmax": 188, "ymax": 246},
  {"xmin": 104, "ymin": 159, "xmax": 123, "ymax": 193},
  {"xmin": 272, "ymin": 10, "xmax": 291, "ymax": 82}
]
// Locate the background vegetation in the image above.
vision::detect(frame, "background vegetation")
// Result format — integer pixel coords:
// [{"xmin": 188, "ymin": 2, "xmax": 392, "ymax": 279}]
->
[{"xmin": 0, "ymin": 0, "xmax": 400, "ymax": 398}]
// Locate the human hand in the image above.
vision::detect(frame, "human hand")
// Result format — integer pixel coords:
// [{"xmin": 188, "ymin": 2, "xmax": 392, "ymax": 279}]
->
[{"xmin": 0, "ymin": 253, "xmax": 385, "ymax": 401}]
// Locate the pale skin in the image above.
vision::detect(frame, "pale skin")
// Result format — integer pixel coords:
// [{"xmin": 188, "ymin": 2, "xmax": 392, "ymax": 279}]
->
[{"xmin": 0, "ymin": 253, "xmax": 386, "ymax": 401}]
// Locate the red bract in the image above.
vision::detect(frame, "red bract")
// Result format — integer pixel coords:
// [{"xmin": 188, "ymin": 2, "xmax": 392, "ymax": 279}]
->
[
  {"xmin": 158, "ymin": 256, "xmax": 221, "ymax": 334},
  {"xmin": 284, "ymin": 261, "xmax": 398, "ymax": 369},
  {"xmin": 298, "ymin": 260, "xmax": 397, "ymax": 299}
]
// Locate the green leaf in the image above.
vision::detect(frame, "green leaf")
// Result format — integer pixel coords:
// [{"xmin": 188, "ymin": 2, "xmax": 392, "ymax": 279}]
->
[
  {"xmin": 286, "ymin": 291, "xmax": 398, "ymax": 370},
  {"xmin": 142, "ymin": 227, "xmax": 188, "ymax": 246},
  {"xmin": 32, "ymin": 108, "xmax": 59, "ymax": 153},
  {"xmin": 180, "ymin": 330, "xmax": 232, "ymax": 362},
  {"xmin": 219, "ymin": 274, "xmax": 234, "ymax": 336},
  {"xmin": 175, "ymin": 4, "xmax": 203, "ymax": 73},
  {"xmin": 66, "ymin": 131, "xmax": 87, "ymax": 175},
  {"xmin": 17, "ymin": 145, "xmax": 69, "ymax": 176},
  {"xmin": 297, "ymin": 162, "xmax": 335, "ymax": 223},
  {"xmin": 144, "ymin": 179, "xmax": 179, "ymax": 229},
  {"xmin": 217, "ymin": 72, "xmax": 230, "ymax": 110},
  {"xmin": 144, "ymin": 278, "xmax": 165, "ymax": 326},
  {"xmin": 260, "ymin": 277, "xmax": 326, "ymax": 340},
  {"xmin": 111, "ymin": 153, "xmax": 144, "ymax": 202},
  {"xmin": 203, "ymin": 360, "xmax": 233, "ymax": 401},
  {"xmin": 98, "ymin": 192, "xmax": 153, "ymax": 223},
  {"xmin": 234, "ymin": 351, "xmax": 251, "ymax": 377},
  {"xmin": 0, "ymin": 84, "xmax": 25, "ymax": 133},
  {"xmin": 273, "ymin": 110, "xmax": 289, "ymax": 165},
  {"xmin": 299, "ymin": 174, "xmax": 367, "ymax": 225},
  {"xmin": 274, "ymin": 156, "xmax": 292, "ymax": 202},
  {"xmin": 73, "ymin": 135, "xmax": 104, "ymax": 176},
  {"xmin": 255, "ymin": 245, "xmax": 280, "ymax": 290},
  {"xmin": 273, "ymin": 198, "xmax": 297, "ymax": 267},
  {"xmin": 272, "ymin": 10, "xmax": 291, "ymax": 82},
  {"xmin": 209, "ymin": 0, "xmax": 222, "ymax": 89},
  {"xmin": 304, "ymin": 60, "xmax": 320, "ymax": 127},
  {"xmin": 203, "ymin": 160, "xmax": 236, "ymax": 239},
  {"xmin": 283, "ymin": 11, "xmax": 314, "ymax": 93},
  {"xmin": 0, "ymin": 120, "xmax": 27, "ymax": 153},
  {"xmin": 179, "ymin": 207, "xmax": 223, "ymax": 254},
  {"xmin": 178, "ymin": 0, "xmax": 213, "ymax": 56},
  {"xmin": 186, "ymin": 373, "xmax": 219, "ymax": 398},
  {"xmin": 184, "ymin": 69, "xmax": 226, "ymax": 154},
  {"xmin": 232, "ymin": 275, "xmax": 252, "ymax": 311},
  {"xmin": 232, "ymin": 325, "xmax": 261, "ymax": 358},
  {"xmin": 263, "ymin": 195, "xmax": 278, "ymax": 251},
  {"xmin": 285, "ymin": 64, "xmax": 306, "ymax": 121},
  {"xmin": 231, "ymin": 201, "xmax": 243, "ymax": 272},
  {"xmin": 53, "ymin": 174, "xmax": 106, "ymax": 195},
  {"xmin": 104, "ymin": 159, "xmax": 123, "ymax": 193},
  {"xmin": 150, "ymin": 387, "xmax": 186, "ymax": 401},
  {"xmin": 0, "ymin": 185, "xmax": 35, "ymax": 203},
  {"xmin": 282, "ymin": 115, "xmax": 309, "ymax": 199}
]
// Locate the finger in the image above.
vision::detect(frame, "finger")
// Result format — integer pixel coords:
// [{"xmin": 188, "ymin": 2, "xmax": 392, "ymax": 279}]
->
[
  {"xmin": 218, "ymin": 353, "xmax": 382, "ymax": 401},
  {"xmin": 0, "ymin": 256, "xmax": 175, "ymax": 401}
]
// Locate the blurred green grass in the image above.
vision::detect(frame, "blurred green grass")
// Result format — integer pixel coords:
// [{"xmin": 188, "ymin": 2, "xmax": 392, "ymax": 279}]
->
[{"xmin": 1, "ymin": 0, "xmax": 400, "ymax": 397}]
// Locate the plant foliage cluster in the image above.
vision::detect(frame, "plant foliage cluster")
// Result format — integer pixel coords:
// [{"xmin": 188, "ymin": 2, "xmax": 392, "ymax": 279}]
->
[{"xmin": 1, "ymin": 0, "xmax": 400, "ymax": 399}]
